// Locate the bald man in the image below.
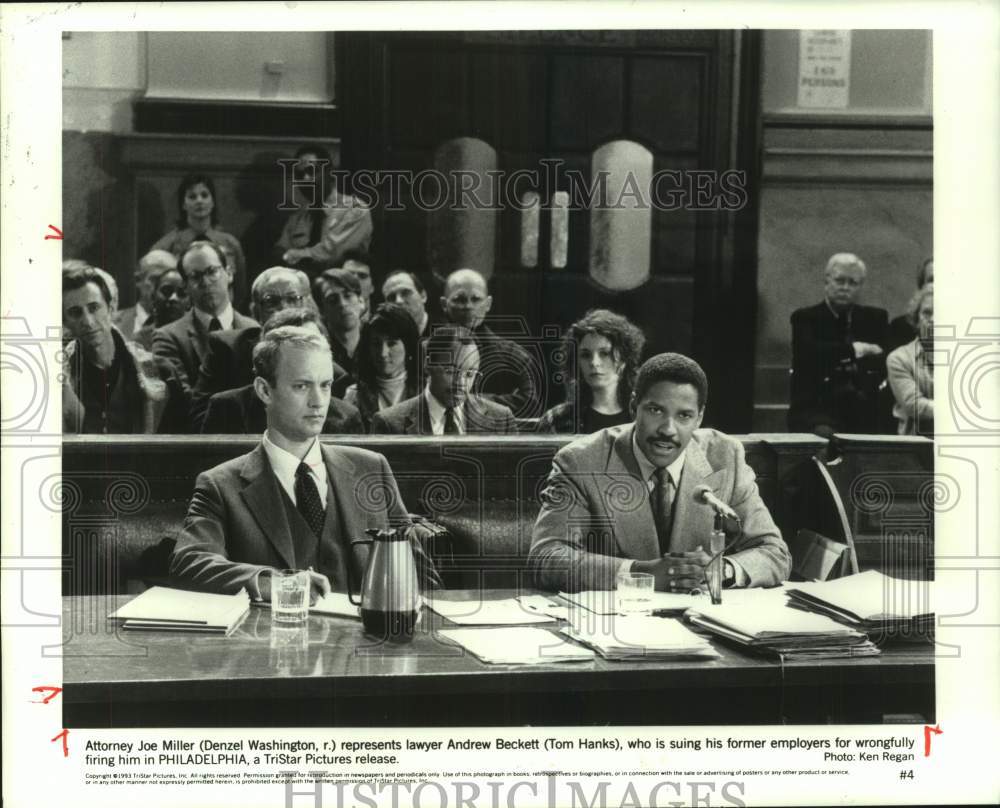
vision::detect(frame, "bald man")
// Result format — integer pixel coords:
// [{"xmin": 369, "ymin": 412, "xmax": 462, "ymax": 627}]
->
[
  {"xmin": 438, "ymin": 268, "xmax": 540, "ymax": 417},
  {"xmin": 789, "ymin": 253, "xmax": 888, "ymax": 436}
]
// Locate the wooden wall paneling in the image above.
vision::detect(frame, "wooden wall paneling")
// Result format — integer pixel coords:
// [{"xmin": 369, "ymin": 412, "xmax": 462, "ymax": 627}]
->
[
  {"xmin": 549, "ymin": 54, "xmax": 626, "ymax": 151},
  {"xmin": 628, "ymin": 55, "xmax": 703, "ymax": 153}
]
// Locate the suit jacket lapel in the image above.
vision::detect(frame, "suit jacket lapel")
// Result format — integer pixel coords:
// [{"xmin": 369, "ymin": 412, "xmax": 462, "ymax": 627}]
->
[
  {"xmin": 604, "ymin": 425, "xmax": 660, "ymax": 561},
  {"xmin": 669, "ymin": 435, "xmax": 726, "ymax": 553},
  {"xmin": 239, "ymin": 445, "xmax": 296, "ymax": 568},
  {"xmin": 405, "ymin": 397, "xmax": 428, "ymax": 435},
  {"xmin": 320, "ymin": 444, "xmax": 371, "ymax": 576},
  {"xmin": 188, "ymin": 312, "xmax": 208, "ymax": 367}
]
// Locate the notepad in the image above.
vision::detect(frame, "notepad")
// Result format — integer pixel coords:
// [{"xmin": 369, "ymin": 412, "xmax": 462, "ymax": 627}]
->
[
  {"xmin": 110, "ymin": 587, "xmax": 250, "ymax": 635},
  {"xmin": 439, "ymin": 627, "xmax": 594, "ymax": 664},
  {"xmin": 559, "ymin": 589, "xmax": 710, "ymax": 615},
  {"xmin": 562, "ymin": 616, "xmax": 720, "ymax": 660},
  {"xmin": 428, "ymin": 598, "xmax": 556, "ymax": 625}
]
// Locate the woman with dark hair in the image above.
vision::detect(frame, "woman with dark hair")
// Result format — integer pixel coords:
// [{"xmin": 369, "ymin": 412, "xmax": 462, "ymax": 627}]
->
[
  {"xmin": 343, "ymin": 302, "xmax": 420, "ymax": 431},
  {"xmin": 539, "ymin": 309, "xmax": 646, "ymax": 434},
  {"xmin": 150, "ymin": 173, "xmax": 249, "ymax": 312}
]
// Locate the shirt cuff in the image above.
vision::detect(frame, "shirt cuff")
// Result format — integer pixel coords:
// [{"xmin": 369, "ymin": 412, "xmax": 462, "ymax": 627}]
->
[
  {"xmin": 251, "ymin": 568, "xmax": 272, "ymax": 602},
  {"xmin": 616, "ymin": 558, "xmax": 635, "ymax": 579},
  {"xmin": 726, "ymin": 557, "xmax": 751, "ymax": 588}
]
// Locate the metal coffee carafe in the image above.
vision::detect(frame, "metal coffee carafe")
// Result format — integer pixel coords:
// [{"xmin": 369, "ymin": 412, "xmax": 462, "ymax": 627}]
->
[{"xmin": 348, "ymin": 527, "xmax": 421, "ymax": 643}]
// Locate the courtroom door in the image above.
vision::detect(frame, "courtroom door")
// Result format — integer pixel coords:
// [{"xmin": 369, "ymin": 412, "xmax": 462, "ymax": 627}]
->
[{"xmin": 338, "ymin": 31, "xmax": 762, "ymax": 430}]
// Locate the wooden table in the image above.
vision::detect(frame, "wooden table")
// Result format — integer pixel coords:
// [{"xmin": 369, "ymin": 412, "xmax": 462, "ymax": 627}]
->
[{"xmin": 61, "ymin": 592, "xmax": 934, "ymax": 727}]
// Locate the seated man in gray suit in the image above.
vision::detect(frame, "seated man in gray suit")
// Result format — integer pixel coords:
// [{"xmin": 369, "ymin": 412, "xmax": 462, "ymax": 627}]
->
[
  {"xmin": 171, "ymin": 326, "xmax": 440, "ymax": 601},
  {"xmin": 370, "ymin": 326, "xmax": 517, "ymax": 435},
  {"xmin": 529, "ymin": 352, "xmax": 790, "ymax": 593}
]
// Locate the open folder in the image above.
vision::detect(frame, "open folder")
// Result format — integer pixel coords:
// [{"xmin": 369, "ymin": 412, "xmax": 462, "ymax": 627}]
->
[{"xmin": 109, "ymin": 587, "xmax": 250, "ymax": 634}]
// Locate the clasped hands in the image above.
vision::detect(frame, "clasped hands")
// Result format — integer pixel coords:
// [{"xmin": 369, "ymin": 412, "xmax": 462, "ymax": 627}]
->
[{"xmin": 632, "ymin": 547, "xmax": 714, "ymax": 593}]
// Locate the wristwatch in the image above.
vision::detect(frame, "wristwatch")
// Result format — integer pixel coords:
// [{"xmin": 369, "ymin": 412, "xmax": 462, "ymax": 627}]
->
[{"xmin": 722, "ymin": 559, "xmax": 737, "ymax": 588}]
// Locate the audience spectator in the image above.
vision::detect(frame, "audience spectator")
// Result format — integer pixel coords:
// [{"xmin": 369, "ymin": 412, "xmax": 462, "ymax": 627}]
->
[
  {"xmin": 539, "ymin": 309, "xmax": 646, "ymax": 434},
  {"xmin": 189, "ymin": 266, "xmax": 335, "ymax": 430},
  {"xmin": 275, "ymin": 145, "xmax": 373, "ymax": 278},
  {"xmin": 201, "ymin": 308, "xmax": 362, "ymax": 435},
  {"xmin": 887, "ymin": 257, "xmax": 933, "ymax": 353},
  {"xmin": 61, "ymin": 265, "xmax": 184, "ymax": 434},
  {"xmin": 438, "ymin": 268, "xmax": 539, "ymax": 417},
  {"xmin": 152, "ymin": 241, "xmax": 258, "ymax": 417},
  {"xmin": 371, "ymin": 326, "xmax": 517, "ymax": 435},
  {"xmin": 343, "ymin": 303, "xmax": 420, "ymax": 431},
  {"xmin": 134, "ymin": 264, "xmax": 190, "ymax": 350},
  {"xmin": 150, "ymin": 174, "xmax": 249, "ymax": 312},
  {"xmin": 342, "ymin": 249, "xmax": 374, "ymax": 320},
  {"xmin": 789, "ymin": 253, "xmax": 888, "ymax": 437},
  {"xmin": 887, "ymin": 283, "xmax": 934, "ymax": 436},
  {"xmin": 313, "ymin": 268, "xmax": 365, "ymax": 388},
  {"xmin": 382, "ymin": 269, "xmax": 430, "ymax": 336},
  {"xmin": 114, "ymin": 250, "xmax": 177, "ymax": 338}
]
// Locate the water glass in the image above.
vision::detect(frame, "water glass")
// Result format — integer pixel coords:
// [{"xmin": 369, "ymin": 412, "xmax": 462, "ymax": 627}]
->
[
  {"xmin": 272, "ymin": 569, "xmax": 310, "ymax": 624},
  {"xmin": 616, "ymin": 572, "xmax": 655, "ymax": 615}
]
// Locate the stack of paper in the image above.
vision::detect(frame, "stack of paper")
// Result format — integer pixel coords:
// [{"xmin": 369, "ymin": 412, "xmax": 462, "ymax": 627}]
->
[
  {"xmin": 428, "ymin": 598, "xmax": 556, "ymax": 625},
  {"xmin": 562, "ymin": 616, "xmax": 720, "ymax": 660},
  {"xmin": 439, "ymin": 627, "xmax": 594, "ymax": 664},
  {"xmin": 786, "ymin": 570, "xmax": 934, "ymax": 638},
  {"xmin": 686, "ymin": 601, "xmax": 879, "ymax": 658},
  {"xmin": 110, "ymin": 587, "xmax": 250, "ymax": 635},
  {"xmin": 559, "ymin": 590, "xmax": 710, "ymax": 615}
]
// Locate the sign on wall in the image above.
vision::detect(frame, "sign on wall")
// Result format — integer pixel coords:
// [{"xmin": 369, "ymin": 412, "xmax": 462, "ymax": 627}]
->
[{"xmin": 797, "ymin": 30, "xmax": 852, "ymax": 108}]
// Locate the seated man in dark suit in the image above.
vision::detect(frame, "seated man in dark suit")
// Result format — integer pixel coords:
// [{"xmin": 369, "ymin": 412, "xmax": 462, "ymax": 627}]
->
[
  {"xmin": 370, "ymin": 326, "xmax": 517, "ymax": 435},
  {"xmin": 438, "ymin": 268, "xmax": 540, "ymax": 417},
  {"xmin": 190, "ymin": 265, "xmax": 317, "ymax": 429},
  {"xmin": 152, "ymin": 241, "xmax": 258, "ymax": 427},
  {"xmin": 201, "ymin": 307, "xmax": 362, "ymax": 434},
  {"xmin": 382, "ymin": 269, "xmax": 430, "ymax": 337},
  {"xmin": 529, "ymin": 352, "xmax": 790, "ymax": 593},
  {"xmin": 788, "ymin": 253, "xmax": 888, "ymax": 436},
  {"xmin": 172, "ymin": 325, "xmax": 440, "ymax": 599}
]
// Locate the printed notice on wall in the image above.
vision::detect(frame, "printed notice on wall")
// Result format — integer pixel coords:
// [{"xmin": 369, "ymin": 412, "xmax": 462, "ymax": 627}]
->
[{"xmin": 798, "ymin": 30, "xmax": 851, "ymax": 108}]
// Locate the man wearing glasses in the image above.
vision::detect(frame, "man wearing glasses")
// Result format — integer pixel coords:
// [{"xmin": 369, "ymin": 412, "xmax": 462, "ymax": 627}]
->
[
  {"xmin": 152, "ymin": 241, "xmax": 258, "ymax": 424},
  {"xmin": 371, "ymin": 326, "xmax": 517, "ymax": 435},
  {"xmin": 189, "ymin": 266, "xmax": 330, "ymax": 431}
]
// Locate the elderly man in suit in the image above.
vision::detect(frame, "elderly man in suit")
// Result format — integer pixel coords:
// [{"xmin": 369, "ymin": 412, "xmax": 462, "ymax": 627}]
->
[
  {"xmin": 201, "ymin": 307, "xmax": 362, "ymax": 434},
  {"xmin": 171, "ymin": 325, "xmax": 439, "ymax": 601},
  {"xmin": 529, "ymin": 352, "xmax": 790, "ymax": 593},
  {"xmin": 114, "ymin": 249, "xmax": 178, "ymax": 338},
  {"xmin": 370, "ymin": 326, "xmax": 517, "ymax": 435},
  {"xmin": 788, "ymin": 253, "xmax": 889, "ymax": 436},
  {"xmin": 190, "ymin": 265, "xmax": 319, "ymax": 430},
  {"xmin": 152, "ymin": 241, "xmax": 258, "ymax": 421}
]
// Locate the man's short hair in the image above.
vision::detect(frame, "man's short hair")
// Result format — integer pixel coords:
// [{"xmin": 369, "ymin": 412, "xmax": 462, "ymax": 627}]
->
[
  {"xmin": 137, "ymin": 250, "xmax": 177, "ymax": 279},
  {"xmin": 314, "ymin": 267, "xmax": 361, "ymax": 300},
  {"xmin": 178, "ymin": 240, "xmax": 228, "ymax": 279},
  {"xmin": 252, "ymin": 326, "xmax": 331, "ymax": 385},
  {"xmin": 341, "ymin": 248, "xmax": 370, "ymax": 266},
  {"xmin": 62, "ymin": 264, "xmax": 113, "ymax": 307},
  {"xmin": 260, "ymin": 306, "xmax": 329, "ymax": 339},
  {"xmin": 916, "ymin": 257, "xmax": 934, "ymax": 288},
  {"xmin": 384, "ymin": 269, "xmax": 425, "ymax": 295},
  {"xmin": 443, "ymin": 267, "xmax": 489, "ymax": 296},
  {"xmin": 422, "ymin": 325, "xmax": 477, "ymax": 369},
  {"xmin": 252, "ymin": 266, "xmax": 310, "ymax": 302},
  {"xmin": 294, "ymin": 144, "xmax": 332, "ymax": 164},
  {"xmin": 824, "ymin": 252, "xmax": 867, "ymax": 276},
  {"xmin": 633, "ymin": 352, "xmax": 709, "ymax": 410}
]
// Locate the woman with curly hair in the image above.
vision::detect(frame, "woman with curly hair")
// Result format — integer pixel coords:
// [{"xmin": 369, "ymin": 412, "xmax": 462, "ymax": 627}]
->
[
  {"xmin": 344, "ymin": 302, "xmax": 420, "ymax": 432},
  {"xmin": 150, "ymin": 173, "xmax": 249, "ymax": 312},
  {"xmin": 539, "ymin": 308, "xmax": 646, "ymax": 434},
  {"xmin": 887, "ymin": 283, "xmax": 934, "ymax": 436}
]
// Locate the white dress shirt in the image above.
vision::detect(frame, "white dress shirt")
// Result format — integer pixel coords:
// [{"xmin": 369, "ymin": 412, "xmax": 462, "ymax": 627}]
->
[
  {"xmin": 194, "ymin": 302, "xmax": 235, "ymax": 332},
  {"xmin": 132, "ymin": 302, "xmax": 149, "ymax": 335},
  {"xmin": 262, "ymin": 431, "xmax": 328, "ymax": 509},
  {"xmin": 425, "ymin": 386, "xmax": 466, "ymax": 435}
]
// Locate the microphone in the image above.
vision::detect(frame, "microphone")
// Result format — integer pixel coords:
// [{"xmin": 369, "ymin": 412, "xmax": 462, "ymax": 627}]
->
[{"xmin": 692, "ymin": 485, "xmax": 740, "ymax": 523}]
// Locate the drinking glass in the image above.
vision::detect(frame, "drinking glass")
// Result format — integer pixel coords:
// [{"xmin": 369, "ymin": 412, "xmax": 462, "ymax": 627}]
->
[
  {"xmin": 272, "ymin": 569, "xmax": 310, "ymax": 624},
  {"xmin": 616, "ymin": 572, "xmax": 655, "ymax": 615}
]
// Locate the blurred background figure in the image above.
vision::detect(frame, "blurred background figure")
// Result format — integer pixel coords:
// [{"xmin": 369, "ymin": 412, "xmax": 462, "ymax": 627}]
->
[
  {"xmin": 275, "ymin": 144, "xmax": 373, "ymax": 280},
  {"xmin": 134, "ymin": 263, "xmax": 190, "ymax": 350},
  {"xmin": 313, "ymin": 268, "xmax": 366, "ymax": 390},
  {"xmin": 341, "ymin": 249, "xmax": 374, "ymax": 321},
  {"xmin": 887, "ymin": 257, "xmax": 933, "ymax": 353},
  {"xmin": 788, "ymin": 253, "xmax": 888, "ymax": 437},
  {"xmin": 539, "ymin": 309, "xmax": 646, "ymax": 434},
  {"xmin": 887, "ymin": 283, "xmax": 934, "ymax": 436},
  {"xmin": 344, "ymin": 303, "xmax": 420, "ymax": 432},
  {"xmin": 382, "ymin": 269, "xmax": 430, "ymax": 337},
  {"xmin": 114, "ymin": 250, "xmax": 177, "ymax": 338},
  {"xmin": 150, "ymin": 173, "xmax": 249, "ymax": 312}
]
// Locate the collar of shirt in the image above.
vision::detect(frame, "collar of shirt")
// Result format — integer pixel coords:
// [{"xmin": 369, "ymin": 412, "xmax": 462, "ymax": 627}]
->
[
  {"xmin": 824, "ymin": 299, "xmax": 853, "ymax": 324},
  {"xmin": 194, "ymin": 302, "xmax": 235, "ymax": 332},
  {"xmin": 133, "ymin": 302, "xmax": 149, "ymax": 334},
  {"xmin": 631, "ymin": 429, "xmax": 686, "ymax": 492},
  {"xmin": 424, "ymin": 386, "xmax": 465, "ymax": 435},
  {"xmin": 261, "ymin": 431, "xmax": 328, "ymax": 508},
  {"xmin": 416, "ymin": 310, "xmax": 429, "ymax": 336}
]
